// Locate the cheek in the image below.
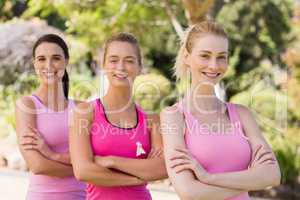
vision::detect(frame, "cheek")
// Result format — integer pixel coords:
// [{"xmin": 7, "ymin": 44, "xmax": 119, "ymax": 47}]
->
[
  {"xmin": 190, "ymin": 55, "xmax": 209, "ymax": 66},
  {"xmin": 218, "ymin": 60, "xmax": 228, "ymax": 71},
  {"xmin": 126, "ymin": 65, "xmax": 140, "ymax": 75}
]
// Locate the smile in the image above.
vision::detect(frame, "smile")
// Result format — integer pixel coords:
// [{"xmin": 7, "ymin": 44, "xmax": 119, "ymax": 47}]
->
[
  {"xmin": 202, "ymin": 72, "xmax": 221, "ymax": 78},
  {"xmin": 113, "ymin": 73, "xmax": 128, "ymax": 79}
]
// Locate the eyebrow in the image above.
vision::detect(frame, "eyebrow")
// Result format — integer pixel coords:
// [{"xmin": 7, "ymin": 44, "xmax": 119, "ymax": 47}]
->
[
  {"xmin": 108, "ymin": 55, "xmax": 137, "ymax": 59},
  {"xmin": 199, "ymin": 50, "xmax": 227, "ymax": 55},
  {"xmin": 36, "ymin": 54, "xmax": 63, "ymax": 58},
  {"xmin": 52, "ymin": 54, "xmax": 63, "ymax": 57}
]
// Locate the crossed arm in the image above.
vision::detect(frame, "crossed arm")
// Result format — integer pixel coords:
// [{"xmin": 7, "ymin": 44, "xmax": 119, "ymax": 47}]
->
[
  {"xmin": 15, "ymin": 96, "xmax": 73, "ymax": 178},
  {"xmin": 160, "ymin": 104, "xmax": 281, "ymax": 200},
  {"xmin": 94, "ymin": 113, "xmax": 167, "ymax": 182},
  {"xmin": 69, "ymin": 102, "xmax": 167, "ymax": 186}
]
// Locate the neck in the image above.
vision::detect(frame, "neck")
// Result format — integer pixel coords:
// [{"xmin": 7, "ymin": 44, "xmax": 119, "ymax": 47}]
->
[
  {"xmin": 186, "ymin": 81, "xmax": 223, "ymax": 112},
  {"xmin": 104, "ymin": 85, "xmax": 134, "ymax": 111},
  {"xmin": 36, "ymin": 81, "xmax": 66, "ymax": 105}
]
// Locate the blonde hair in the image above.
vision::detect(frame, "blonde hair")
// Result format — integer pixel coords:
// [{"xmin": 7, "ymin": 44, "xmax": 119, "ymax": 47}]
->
[
  {"xmin": 102, "ymin": 32, "xmax": 142, "ymax": 67},
  {"xmin": 174, "ymin": 21, "xmax": 228, "ymax": 80}
]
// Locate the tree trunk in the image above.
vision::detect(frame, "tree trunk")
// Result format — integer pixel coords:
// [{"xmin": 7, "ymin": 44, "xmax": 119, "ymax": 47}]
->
[{"xmin": 181, "ymin": 0, "xmax": 215, "ymax": 25}]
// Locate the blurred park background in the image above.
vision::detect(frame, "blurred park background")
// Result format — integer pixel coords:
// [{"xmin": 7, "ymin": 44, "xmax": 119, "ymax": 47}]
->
[{"xmin": 0, "ymin": 0, "xmax": 299, "ymax": 199}]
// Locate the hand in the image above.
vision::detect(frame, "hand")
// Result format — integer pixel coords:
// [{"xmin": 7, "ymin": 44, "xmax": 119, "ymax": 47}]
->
[
  {"xmin": 147, "ymin": 148, "xmax": 163, "ymax": 159},
  {"xmin": 250, "ymin": 145, "xmax": 276, "ymax": 168},
  {"xmin": 94, "ymin": 156, "xmax": 115, "ymax": 168},
  {"xmin": 20, "ymin": 126, "xmax": 54, "ymax": 158},
  {"xmin": 169, "ymin": 148, "xmax": 210, "ymax": 183}
]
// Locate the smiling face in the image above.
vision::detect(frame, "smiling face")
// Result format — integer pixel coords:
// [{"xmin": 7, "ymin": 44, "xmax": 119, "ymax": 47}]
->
[
  {"xmin": 185, "ymin": 34, "xmax": 229, "ymax": 86},
  {"xmin": 103, "ymin": 41, "xmax": 141, "ymax": 87},
  {"xmin": 33, "ymin": 42, "xmax": 68, "ymax": 84}
]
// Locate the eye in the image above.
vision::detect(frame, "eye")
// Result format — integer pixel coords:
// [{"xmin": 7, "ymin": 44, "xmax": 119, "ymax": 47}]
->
[
  {"xmin": 200, "ymin": 54, "xmax": 209, "ymax": 58},
  {"xmin": 37, "ymin": 57, "xmax": 45, "ymax": 61},
  {"xmin": 217, "ymin": 56, "xmax": 227, "ymax": 60},
  {"xmin": 109, "ymin": 59, "xmax": 118, "ymax": 63},
  {"xmin": 53, "ymin": 56, "xmax": 61, "ymax": 61},
  {"xmin": 126, "ymin": 59, "xmax": 135, "ymax": 63}
]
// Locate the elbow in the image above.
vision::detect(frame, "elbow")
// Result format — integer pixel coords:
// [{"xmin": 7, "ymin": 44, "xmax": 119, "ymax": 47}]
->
[
  {"xmin": 270, "ymin": 166, "xmax": 281, "ymax": 187},
  {"xmin": 73, "ymin": 166, "xmax": 88, "ymax": 182},
  {"xmin": 177, "ymin": 189, "xmax": 201, "ymax": 200},
  {"xmin": 176, "ymin": 184, "xmax": 207, "ymax": 200},
  {"xmin": 29, "ymin": 160, "xmax": 46, "ymax": 175},
  {"xmin": 142, "ymin": 172, "xmax": 167, "ymax": 182},
  {"xmin": 143, "ymin": 165, "xmax": 168, "ymax": 181},
  {"xmin": 260, "ymin": 164, "xmax": 281, "ymax": 188}
]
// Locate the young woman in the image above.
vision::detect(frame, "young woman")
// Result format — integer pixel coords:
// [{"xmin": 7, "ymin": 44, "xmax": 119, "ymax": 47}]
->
[
  {"xmin": 15, "ymin": 34, "xmax": 86, "ymax": 200},
  {"xmin": 160, "ymin": 21, "xmax": 281, "ymax": 200},
  {"xmin": 69, "ymin": 32, "xmax": 167, "ymax": 200}
]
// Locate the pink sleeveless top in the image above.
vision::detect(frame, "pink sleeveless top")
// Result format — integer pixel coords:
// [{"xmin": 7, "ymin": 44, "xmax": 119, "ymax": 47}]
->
[
  {"xmin": 26, "ymin": 95, "xmax": 86, "ymax": 200},
  {"xmin": 177, "ymin": 101, "xmax": 252, "ymax": 200},
  {"xmin": 87, "ymin": 98, "xmax": 152, "ymax": 200}
]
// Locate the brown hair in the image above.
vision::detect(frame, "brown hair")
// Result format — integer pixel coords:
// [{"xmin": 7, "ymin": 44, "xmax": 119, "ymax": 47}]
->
[
  {"xmin": 33, "ymin": 34, "xmax": 70, "ymax": 99},
  {"xmin": 102, "ymin": 32, "xmax": 142, "ymax": 67},
  {"xmin": 174, "ymin": 21, "xmax": 228, "ymax": 80}
]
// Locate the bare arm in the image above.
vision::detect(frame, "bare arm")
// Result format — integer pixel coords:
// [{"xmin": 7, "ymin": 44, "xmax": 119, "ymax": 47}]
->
[
  {"xmin": 69, "ymin": 102, "xmax": 145, "ymax": 187},
  {"xmin": 161, "ymin": 106, "xmax": 245, "ymax": 200},
  {"xmin": 202, "ymin": 105, "xmax": 281, "ymax": 191},
  {"xmin": 49, "ymin": 152, "xmax": 71, "ymax": 165},
  {"xmin": 99, "ymin": 114, "xmax": 167, "ymax": 182},
  {"xmin": 15, "ymin": 96, "xmax": 73, "ymax": 178}
]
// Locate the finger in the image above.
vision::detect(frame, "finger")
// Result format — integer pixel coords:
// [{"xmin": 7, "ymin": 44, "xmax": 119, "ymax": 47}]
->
[
  {"xmin": 173, "ymin": 164, "xmax": 193, "ymax": 173},
  {"xmin": 28, "ymin": 125, "xmax": 38, "ymax": 132},
  {"xmin": 251, "ymin": 150, "xmax": 274, "ymax": 167},
  {"xmin": 156, "ymin": 149, "xmax": 164, "ymax": 158},
  {"xmin": 252, "ymin": 145, "xmax": 263, "ymax": 161},
  {"xmin": 22, "ymin": 144, "xmax": 38, "ymax": 150},
  {"xmin": 258, "ymin": 158, "xmax": 276, "ymax": 165},
  {"xmin": 257, "ymin": 154, "xmax": 276, "ymax": 164},
  {"xmin": 20, "ymin": 137, "xmax": 38, "ymax": 145},
  {"xmin": 174, "ymin": 148, "xmax": 189, "ymax": 154},
  {"xmin": 153, "ymin": 149, "xmax": 163, "ymax": 158},
  {"xmin": 21, "ymin": 131, "xmax": 37, "ymax": 137},
  {"xmin": 27, "ymin": 126, "xmax": 38, "ymax": 134},
  {"xmin": 170, "ymin": 152, "xmax": 190, "ymax": 161},
  {"xmin": 147, "ymin": 149, "xmax": 155, "ymax": 158},
  {"xmin": 254, "ymin": 150, "xmax": 273, "ymax": 163},
  {"xmin": 21, "ymin": 135, "xmax": 38, "ymax": 140},
  {"xmin": 170, "ymin": 159, "xmax": 191, "ymax": 168}
]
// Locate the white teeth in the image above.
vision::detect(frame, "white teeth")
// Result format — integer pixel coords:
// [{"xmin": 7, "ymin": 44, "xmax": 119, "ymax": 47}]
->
[
  {"xmin": 114, "ymin": 74, "xmax": 127, "ymax": 79},
  {"xmin": 42, "ymin": 71, "xmax": 56, "ymax": 77},
  {"xmin": 202, "ymin": 72, "xmax": 220, "ymax": 78}
]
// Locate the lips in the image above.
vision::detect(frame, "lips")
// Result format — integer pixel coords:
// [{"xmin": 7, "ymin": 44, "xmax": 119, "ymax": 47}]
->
[
  {"xmin": 202, "ymin": 72, "xmax": 221, "ymax": 78},
  {"xmin": 41, "ymin": 71, "xmax": 57, "ymax": 78},
  {"xmin": 113, "ymin": 73, "xmax": 128, "ymax": 79}
]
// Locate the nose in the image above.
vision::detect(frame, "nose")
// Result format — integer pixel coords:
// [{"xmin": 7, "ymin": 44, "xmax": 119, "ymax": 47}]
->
[
  {"xmin": 208, "ymin": 58, "xmax": 218, "ymax": 70},
  {"xmin": 45, "ymin": 59, "xmax": 52, "ymax": 70},
  {"xmin": 115, "ymin": 60, "xmax": 125, "ymax": 70}
]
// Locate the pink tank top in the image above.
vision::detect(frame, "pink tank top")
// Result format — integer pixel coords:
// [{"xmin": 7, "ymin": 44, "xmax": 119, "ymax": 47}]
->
[
  {"xmin": 87, "ymin": 98, "xmax": 152, "ymax": 200},
  {"xmin": 177, "ymin": 101, "xmax": 252, "ymax": 200},
  {"xmin": 26, "ymin": 95, "xmax": 86, "ymax": 200}
]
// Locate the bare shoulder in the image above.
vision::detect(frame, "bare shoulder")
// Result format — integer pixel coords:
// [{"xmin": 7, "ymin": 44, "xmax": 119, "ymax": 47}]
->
[
  {"xmin": 16, "ymin": 96, "xmax": 35, "ymax": 108},
  {"xmin": 15, "ymin": 96, "xmax": 36, "ymax": 115},
  {"xmin": 160, "ymin": 104, "xmax": 183, "ymax": 122},
  {"xmin": 72, "ymin": 101, "xmax": 94, "ymax": 121},
  {"xmin": 233, "ymin": 103, "xmax": 256, "ymax": 121}
]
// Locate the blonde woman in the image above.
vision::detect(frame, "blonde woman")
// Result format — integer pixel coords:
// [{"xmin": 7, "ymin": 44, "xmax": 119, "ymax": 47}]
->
[{"xmin": 161, "ymin": 21, "xmax": 281, "ymax": 200}]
